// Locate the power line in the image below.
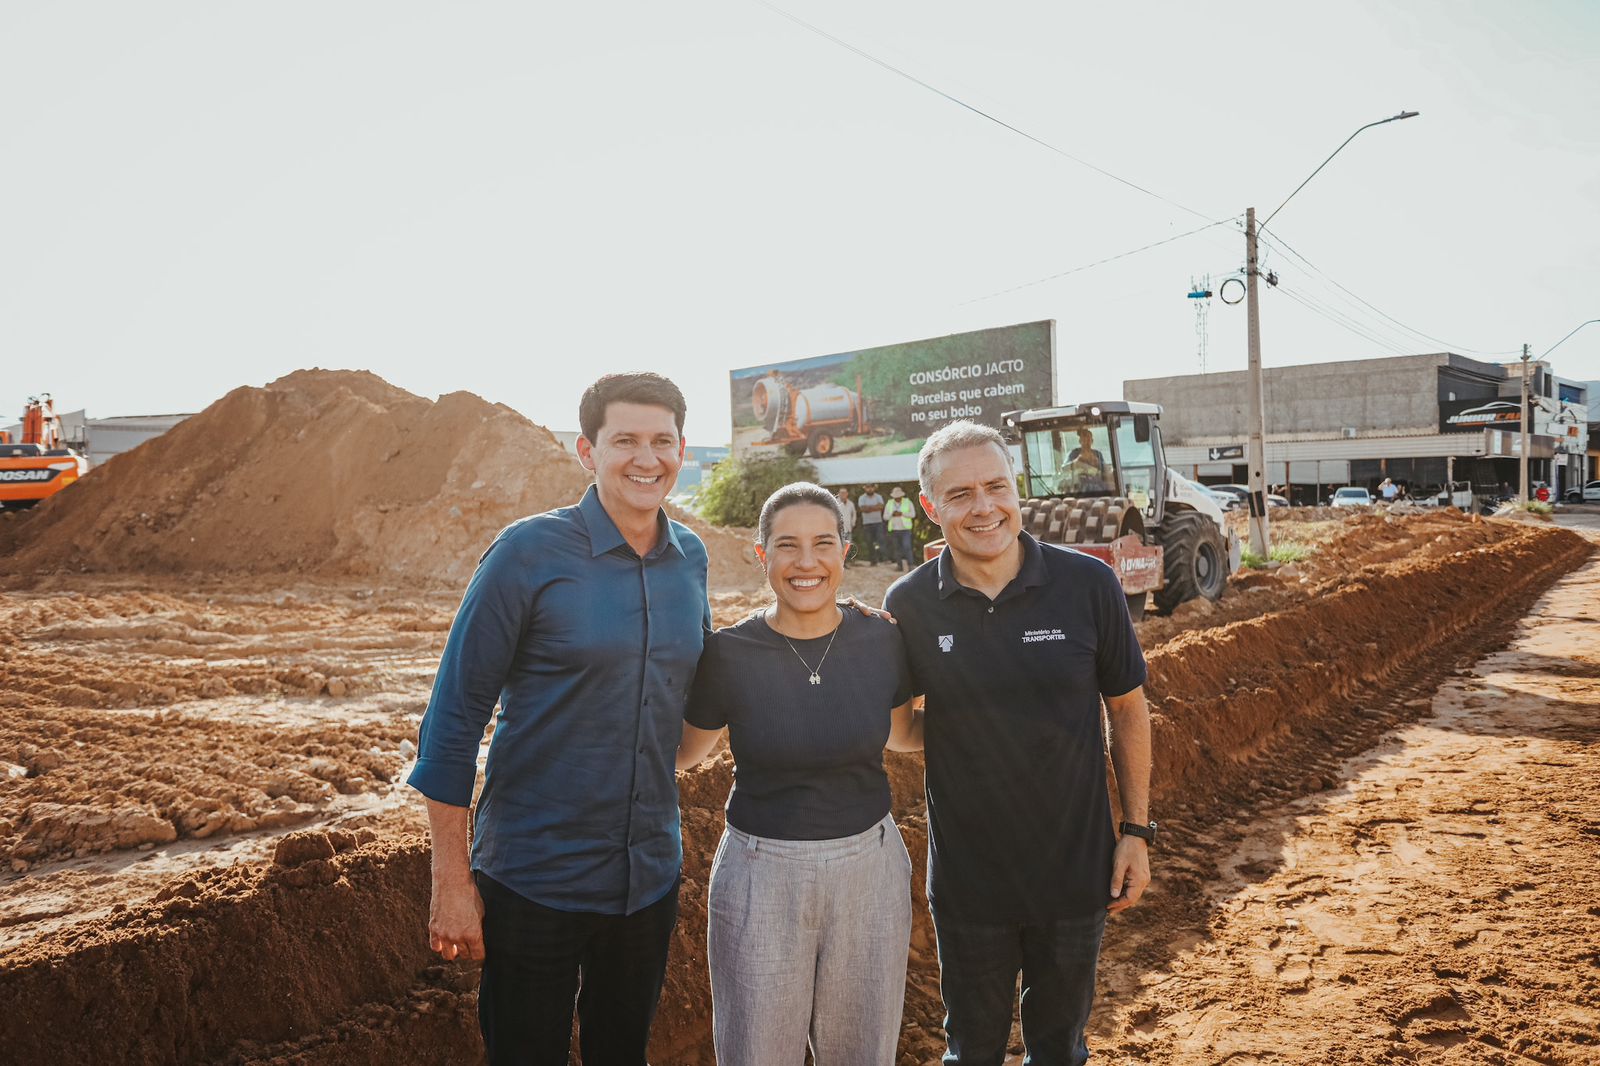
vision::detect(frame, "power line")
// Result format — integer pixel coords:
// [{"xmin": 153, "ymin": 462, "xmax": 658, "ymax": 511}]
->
[
  {"xmin": 1276, "ymin": 284, "xmax": 1413, "ymax": 356},
  {"xmin": 753, "ymin": 0, "xmax": 1216, "ymax": 224},
  {"xmin": 1272, "ymin": 275, "xmax": 1443, "ymax": 356},
  {"xmin": 959, "ymin": 218, "xmax": 1238, "ymax": 305},
  {"xmin": 1258, "ymin": 224, "xmax": 1518, "ymax": 357}
]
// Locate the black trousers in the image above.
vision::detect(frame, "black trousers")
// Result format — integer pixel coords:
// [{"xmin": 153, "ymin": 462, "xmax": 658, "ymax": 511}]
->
[{"xmin": 476, "ymin": 872, "xmax": 680, "ymax": 1066}]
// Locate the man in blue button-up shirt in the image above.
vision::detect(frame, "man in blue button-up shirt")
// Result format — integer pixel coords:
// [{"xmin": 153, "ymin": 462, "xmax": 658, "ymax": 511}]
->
[{"xmin": 409, "ymin": 373, "xmax": 711, "ymax": 1066}]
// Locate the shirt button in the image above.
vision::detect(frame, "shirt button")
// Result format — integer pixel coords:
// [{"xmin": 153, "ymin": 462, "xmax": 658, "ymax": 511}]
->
[{"xmin": 987, "ymin": 606, "xmax": 994, "ymax": 614}]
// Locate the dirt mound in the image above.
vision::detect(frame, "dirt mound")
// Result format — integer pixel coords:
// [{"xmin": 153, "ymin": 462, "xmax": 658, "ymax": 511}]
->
[
  {"xmin": 1142, "ymin": 523, "xmax": 1592, "ymax": 811},
  {"xmin": 0, "ymin": 369, "xmax": 759, "ymax": 590},
  {"xmin": 0, "ymin": 833, "xmax": 455, "ymax": 1065}
]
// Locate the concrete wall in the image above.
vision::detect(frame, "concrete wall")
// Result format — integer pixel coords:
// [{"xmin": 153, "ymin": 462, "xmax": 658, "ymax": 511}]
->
[{"xmin": 1124, "ymin": 353, "xmax": 1505, "ymax": 444}]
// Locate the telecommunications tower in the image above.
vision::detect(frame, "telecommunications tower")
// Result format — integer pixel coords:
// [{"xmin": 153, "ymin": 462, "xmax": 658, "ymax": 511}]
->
[{"xmin": 1187, "ymin": 275, "xmax": 1213, "ymax": 373}]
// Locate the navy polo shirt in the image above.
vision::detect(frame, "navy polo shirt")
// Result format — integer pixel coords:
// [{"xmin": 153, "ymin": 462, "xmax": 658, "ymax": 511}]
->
[
  {"xmin": 409, "ymin": 485, "xmax": 711, "ymax": 916},
  {"xmin": 884, "ymin": 531, "xmax": 1146, "ymax": 922}
]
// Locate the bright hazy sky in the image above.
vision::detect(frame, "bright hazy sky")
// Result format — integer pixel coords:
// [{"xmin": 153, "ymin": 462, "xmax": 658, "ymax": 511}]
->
[{"xmin": 5, "ymin": 1, "xmax": 1597, "ymax": 442}]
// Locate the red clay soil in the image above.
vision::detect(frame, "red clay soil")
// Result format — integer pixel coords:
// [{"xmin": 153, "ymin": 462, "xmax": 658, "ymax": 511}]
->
[
  {"xmin": 0, "ymin": 369, "xmax": 758, "ymax": 590},
  {"xmin": 2, "ymin": 519, "xmax": 1588, "ymax": 1064}
]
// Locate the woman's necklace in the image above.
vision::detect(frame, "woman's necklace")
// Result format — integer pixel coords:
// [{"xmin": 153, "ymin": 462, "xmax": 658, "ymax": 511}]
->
[{"xmin": 777, "ymin": 609, "xmax": 843, "ymax": 685}]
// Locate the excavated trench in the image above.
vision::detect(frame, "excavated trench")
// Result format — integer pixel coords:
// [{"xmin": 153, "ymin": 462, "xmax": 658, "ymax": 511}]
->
[{"xmin": 2, "ymin": 520, "xmax": 1589, "ymax": 1065}]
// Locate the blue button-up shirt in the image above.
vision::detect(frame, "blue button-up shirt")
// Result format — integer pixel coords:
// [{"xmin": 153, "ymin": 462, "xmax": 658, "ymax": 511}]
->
[{"xmin": 408, "ymin": 486, "xmax": 711, "ymax": 915}]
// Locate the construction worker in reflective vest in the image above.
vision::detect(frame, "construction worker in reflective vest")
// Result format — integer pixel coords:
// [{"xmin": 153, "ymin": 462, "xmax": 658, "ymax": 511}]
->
[{"xmin": 886, "ymin": 486, "xmax": 916, "ymax": 572}]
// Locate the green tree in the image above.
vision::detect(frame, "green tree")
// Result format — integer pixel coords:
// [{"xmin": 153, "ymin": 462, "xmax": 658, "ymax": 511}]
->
[{"xmin": 697, "ymin": 453, "xmax": 820, "ymax": 528}]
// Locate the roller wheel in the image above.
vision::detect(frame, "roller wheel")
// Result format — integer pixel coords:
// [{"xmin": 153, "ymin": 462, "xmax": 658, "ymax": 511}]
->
[
  {"xmin": 1079, "ymin": 497, "xmax": 1134, "ymax": 544},
  {"xmin": 1153, "ymin": 511, "xmax": 1228, "ymax": 613}
]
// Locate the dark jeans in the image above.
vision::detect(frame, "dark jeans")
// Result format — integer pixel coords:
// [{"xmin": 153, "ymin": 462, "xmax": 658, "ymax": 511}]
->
[
  {"xmin": 858, "ymin": 522, "xmax": 886, "ymax": 562},
  {"xmin": 889, "ymin": 529, "xmax": 914, "ymax": 568},
  {"xmin": 476, "ymin": 872, "xmax": 680, "ymax": 1066},
  {"xmin": 932, "ymin": 905, "xmax": 1107, "ymax": 1066}
]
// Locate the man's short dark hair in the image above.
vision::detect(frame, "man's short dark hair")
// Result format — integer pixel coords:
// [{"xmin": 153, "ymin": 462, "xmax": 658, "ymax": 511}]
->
[{"xmin": 578, "ymin": 373, "xmax": 687, "ymax": 443}]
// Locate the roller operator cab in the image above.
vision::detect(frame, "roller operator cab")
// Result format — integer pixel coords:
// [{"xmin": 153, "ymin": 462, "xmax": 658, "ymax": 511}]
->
[{"xmin": 1000, "ymin": 402, "xmax": 1239, "ymax": 619}]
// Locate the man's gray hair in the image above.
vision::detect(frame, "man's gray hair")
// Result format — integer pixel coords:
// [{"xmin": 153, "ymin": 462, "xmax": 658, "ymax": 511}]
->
[{"xmin": 917, "ymin": 420, "xmax": 1014, "ymax": 497}]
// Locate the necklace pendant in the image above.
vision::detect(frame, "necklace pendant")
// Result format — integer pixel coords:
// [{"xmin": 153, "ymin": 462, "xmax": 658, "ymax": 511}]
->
[{"xmin": 809, "ymin": 672, "xmax": 821, "ymax": 685}]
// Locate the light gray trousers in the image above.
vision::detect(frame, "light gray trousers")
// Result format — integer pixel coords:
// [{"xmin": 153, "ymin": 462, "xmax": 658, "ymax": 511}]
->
[{"xmin": 707, "ymin": 812, "xmax": 914, "ymax": 1065}]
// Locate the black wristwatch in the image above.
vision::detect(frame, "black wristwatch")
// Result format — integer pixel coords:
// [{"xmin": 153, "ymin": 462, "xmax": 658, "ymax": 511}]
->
[{"xmin": 1119, "ymin": 820, "xmax": 1158, "ymax": 845}]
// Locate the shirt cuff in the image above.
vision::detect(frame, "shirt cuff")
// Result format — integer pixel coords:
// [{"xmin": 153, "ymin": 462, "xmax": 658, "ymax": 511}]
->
[{"xmin": 407, "ymin": 756, "xmax": 477, "ymax": 808}]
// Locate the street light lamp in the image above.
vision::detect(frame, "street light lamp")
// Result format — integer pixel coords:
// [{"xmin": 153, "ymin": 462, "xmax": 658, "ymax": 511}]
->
[
  {"xmin": 1241, "ymin": 110, "xmax": 1420, "ymax": 558},
  {"xmin": 1541, "ymin": 319, "xmax": 1600, "ymax": 359}
]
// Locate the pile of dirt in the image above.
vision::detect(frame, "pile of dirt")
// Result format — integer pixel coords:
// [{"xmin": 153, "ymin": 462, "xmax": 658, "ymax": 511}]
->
[{"xmin": 0, "ymin": 369, "xmax": 759, "ymax": 589}]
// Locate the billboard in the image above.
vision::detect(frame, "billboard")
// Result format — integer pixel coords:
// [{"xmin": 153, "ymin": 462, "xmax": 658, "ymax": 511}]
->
[{"xmin": 730, "ymin": 321, "xmax": 1054, "ymax": 461}]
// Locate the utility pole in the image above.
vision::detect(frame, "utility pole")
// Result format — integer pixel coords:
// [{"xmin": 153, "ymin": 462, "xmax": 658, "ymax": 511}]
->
[
  {"xmin": 1245, "ymin": 207, "xmax": 1270, "ymax": 556},
  {"xmin": 1518, "ymin": 343, "xmax": 1531, "ymax": 503}
]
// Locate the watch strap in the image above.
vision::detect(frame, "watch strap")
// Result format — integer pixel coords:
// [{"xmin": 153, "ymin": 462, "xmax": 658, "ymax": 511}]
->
[{"xmin": 1119, "ymin": 820, "xmax": 1157, "ymax": 843}]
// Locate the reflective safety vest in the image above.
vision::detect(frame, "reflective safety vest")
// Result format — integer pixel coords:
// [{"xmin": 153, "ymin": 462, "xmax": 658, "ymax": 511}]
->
[{"xmin": 886, "ymin": 498, "xmax": 915, "ymax": 531}]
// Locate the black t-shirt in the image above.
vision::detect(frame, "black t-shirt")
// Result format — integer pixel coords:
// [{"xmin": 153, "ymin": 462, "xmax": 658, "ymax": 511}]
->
[
  {"xmin": 686, "ymin": 609, "xmax": 913, "ymax": 841},
  {"xmin": 885, "ymin": 532, "xmax": 1146, "ymax": 921}
]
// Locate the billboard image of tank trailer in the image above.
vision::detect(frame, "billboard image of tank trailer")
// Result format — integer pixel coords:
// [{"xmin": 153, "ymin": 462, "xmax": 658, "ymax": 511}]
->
[{"xmin": 749, "ymin": 371, "xmax": 871, "ymax": 458}]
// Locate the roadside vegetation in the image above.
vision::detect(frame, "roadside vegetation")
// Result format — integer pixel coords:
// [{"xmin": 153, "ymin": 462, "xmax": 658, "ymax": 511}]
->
[
  {"xmin": 696, "ymin": 453, "xmax": 818, "ymax": 527},
  {"xmin": 1240, "ymin": 540, "xmax": 1317, "ymax": 569}
]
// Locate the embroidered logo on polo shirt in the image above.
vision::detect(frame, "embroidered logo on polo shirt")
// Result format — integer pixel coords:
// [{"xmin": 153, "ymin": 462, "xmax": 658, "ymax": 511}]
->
[
  {"xmin": 1022, "ymin": 628, "xmax": 1066, "ymax": 643},
  {"xmin": 938, "ymin": 634, "xmax": 954, "ymax": 652}
]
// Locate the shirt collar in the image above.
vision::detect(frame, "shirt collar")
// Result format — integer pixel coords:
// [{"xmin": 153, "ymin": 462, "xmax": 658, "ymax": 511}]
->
[
  {"xmin": 577, "ymin": 484, "xmax": 684, "ymax": 560},
  {"xmin": 935, "ymin": 530, "xmax": 1049, "ymax": 600}
]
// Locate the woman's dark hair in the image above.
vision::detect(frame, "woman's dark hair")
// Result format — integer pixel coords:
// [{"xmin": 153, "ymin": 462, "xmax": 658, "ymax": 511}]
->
[
  {"xmin": 757, "ymin": 482, "xmax": 848, "ymax": 548},
  {"xmin": 578, "ymin": 373, "xmax": 687, "ymax": 443}
]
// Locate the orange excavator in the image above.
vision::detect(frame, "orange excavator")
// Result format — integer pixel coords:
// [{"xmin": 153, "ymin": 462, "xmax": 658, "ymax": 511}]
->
[{"xmin": 0, "ymin": 394, "xmax": 89, "ymax": 510}]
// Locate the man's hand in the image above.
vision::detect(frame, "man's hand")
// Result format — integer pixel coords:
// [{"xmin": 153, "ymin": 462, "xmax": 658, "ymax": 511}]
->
[
  {"xmin": 1107, "ymin": 835, "xmax": 1150, "ymax": 914},
  {"xmin": 429, "ymin": 875, "xmax": 486, "ymax": 961},
  {"xmin": 842, "ymin": 597, "xmax": 897, "ymax": 624}
]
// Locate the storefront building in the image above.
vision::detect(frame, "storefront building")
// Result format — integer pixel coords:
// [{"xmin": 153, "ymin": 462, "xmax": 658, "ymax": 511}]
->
[{"xmin": 1124, "ymin": 353, "xmax": 1590, "ymax": 504}]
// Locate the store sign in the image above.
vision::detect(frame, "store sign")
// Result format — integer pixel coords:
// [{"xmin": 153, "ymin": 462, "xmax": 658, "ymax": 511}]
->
[
  {"xmin": 729, "ymin": 321, "xmax": 1055, "ymax": 461},
  {"xmin": 1534, "ymin": 397, "xmax": 1588, "ymax": 456},
  {"xmin": 1440, "ymin": 398, "xmax": 1522, "ymax": 433}
]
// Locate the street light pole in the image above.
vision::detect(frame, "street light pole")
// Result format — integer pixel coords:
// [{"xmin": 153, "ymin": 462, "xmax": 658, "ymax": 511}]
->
[
  {"xmin": 1245, "ymin": 208, "xmax": 1269, "ymax": 556},
  {"xmin": 1241, "ymin": 109, "xmax": 1419, "ymax": 554},
  {"xmin": 1518, "ymin": 343, "xmax": 1531, "ymax": 503}
]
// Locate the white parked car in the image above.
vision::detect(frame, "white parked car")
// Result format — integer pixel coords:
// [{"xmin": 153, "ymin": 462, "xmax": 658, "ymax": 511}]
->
[
  {"xmin": 1329, "ymin": 487, "xmax": 1373, "ymax": 508},
  {"xmin": 1207, "ymin": 484, "xmax": 1246, "ymax": 511},
  {"xmin": 1207, "ymin": 484, "xmax": 1290, "ymax": 509},
  {"xmin": 1561, "ymin": 480, "xmax": 1600, "ymax": 503}
]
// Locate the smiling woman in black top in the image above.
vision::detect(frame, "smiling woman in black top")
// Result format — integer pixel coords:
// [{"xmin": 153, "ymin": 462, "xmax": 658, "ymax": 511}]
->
[{"xmin": 678, "ymin": 482, "xmax": 922, "ymax": 1065}]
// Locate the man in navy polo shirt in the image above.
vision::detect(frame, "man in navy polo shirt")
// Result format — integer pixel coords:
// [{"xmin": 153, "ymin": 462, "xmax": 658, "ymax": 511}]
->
[
  {"xmin": 409, "ymin": 372, "xmax": 711, "ymax": 1065},
  {"xmin": 885, "ymin": 420, "xmax": 1153, "ymax": 1066}
]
